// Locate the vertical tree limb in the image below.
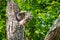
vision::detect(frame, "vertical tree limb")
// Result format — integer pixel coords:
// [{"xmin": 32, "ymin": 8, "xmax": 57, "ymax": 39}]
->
[{"xmin": 6, "ymin": 0, "xmax": 32, "ymax": 40}]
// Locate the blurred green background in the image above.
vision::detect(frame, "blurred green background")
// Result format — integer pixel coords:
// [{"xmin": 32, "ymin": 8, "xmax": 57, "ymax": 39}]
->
[{"xmin": 0, "ymin": 0, "xmax": 60, "ymax": 40}]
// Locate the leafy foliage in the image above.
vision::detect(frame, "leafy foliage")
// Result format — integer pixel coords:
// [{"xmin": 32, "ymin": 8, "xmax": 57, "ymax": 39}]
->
[
  {"xmin": 0, "ymin": 0, "xmax": 6, "ymax": 40},
  {"xmin": 0, "ymin": 0, "xmax": 60, "ymax": 40}
]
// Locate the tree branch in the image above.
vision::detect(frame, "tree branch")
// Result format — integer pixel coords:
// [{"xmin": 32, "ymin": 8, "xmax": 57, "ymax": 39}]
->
[{"xmin": 44, "ymin": 16, "xmax": 60, "ymax": 40}]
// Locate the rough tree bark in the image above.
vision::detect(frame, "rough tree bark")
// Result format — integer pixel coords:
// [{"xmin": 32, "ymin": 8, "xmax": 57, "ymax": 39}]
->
[
  {"xmin": 44, "ymin": 15, "xmax": 60, "ymax": 40},
  {"xmin": 6, "ymin": 0, "xmax": 32, "ymax": 40}
]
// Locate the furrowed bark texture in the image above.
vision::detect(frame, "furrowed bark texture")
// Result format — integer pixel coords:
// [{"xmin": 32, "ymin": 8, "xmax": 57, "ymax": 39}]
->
[
  {"xmin": 6, "ymin": 20, "xmax": 25, "ymax": 40},
  {"xmin": 6, "ymin": 0, "xmax": 32, "ymax": 40},
  {"xmin": 44, "ymin": 17, "xmax": 60, "ymax": 40}
]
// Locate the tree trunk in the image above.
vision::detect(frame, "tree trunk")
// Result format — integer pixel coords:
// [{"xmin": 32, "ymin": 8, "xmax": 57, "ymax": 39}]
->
[
  {"xmin": 6, "ymin": 1, "xmax": 32, "ymax": 40},
  {"xmin": 6, "ymin": 19, "xmax": 25, "ymax": 40},
  {"xmin": 44, "ymin": 16, "xmax": 60, "ymax": 40}
]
